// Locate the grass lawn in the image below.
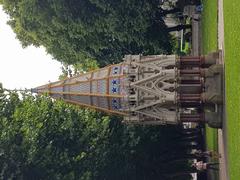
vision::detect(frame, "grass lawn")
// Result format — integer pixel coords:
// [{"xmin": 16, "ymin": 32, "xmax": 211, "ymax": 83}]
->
[
  {"xmin": 201, "ymin": 0, "xmax": 218, "ymax": 151},
  {"xmin": 201, "ymin": 0, "xmax": 218, "ymax": 179},
  {"xmin": 202, "ymin": 0, "xmax": 240, "ymax": 179},
  {"xmin": 201, "ymin": 0, "xmax": 218, "ymax": 54},
  {"xmin": 224, "ymin": 0, "xmax": 240, "ymax": 179}
]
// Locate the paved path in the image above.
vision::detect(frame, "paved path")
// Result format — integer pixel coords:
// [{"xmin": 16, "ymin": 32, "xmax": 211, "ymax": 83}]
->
[{"xmin": 217, "ymin": 0, "xmax": 229, "ymax": 179}]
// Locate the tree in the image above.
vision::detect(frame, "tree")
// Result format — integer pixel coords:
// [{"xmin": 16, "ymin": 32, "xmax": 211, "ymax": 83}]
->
[
  {"xmin": 0, "ymin": 85, "xmax": 195, "ymax": 179},
  {"xmin": 0, "ymin": 87, "xmax": 110, "ymax": 179},
  {"xmin": 58, "ymin": 60, "xmax": 98, "ymax": 80},
  {"xmin": 0, "ymin": 0, "xmax": 174, "ymax": 67}
]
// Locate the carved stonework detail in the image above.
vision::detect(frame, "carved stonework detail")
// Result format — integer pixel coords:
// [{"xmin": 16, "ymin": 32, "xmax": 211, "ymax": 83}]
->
[
  {"xmin": 123, "ymin": 54, "xmax": 178, "ymax": 125},
  {"xmin": 34, "ymin": 52, "xmax": 223, "ymax": 128}
]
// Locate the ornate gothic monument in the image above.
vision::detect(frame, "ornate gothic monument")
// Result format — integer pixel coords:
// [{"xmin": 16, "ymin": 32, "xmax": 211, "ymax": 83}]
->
[{"xmin": 34, "ymin": 52, "xmax": 223, "ymax": 128}]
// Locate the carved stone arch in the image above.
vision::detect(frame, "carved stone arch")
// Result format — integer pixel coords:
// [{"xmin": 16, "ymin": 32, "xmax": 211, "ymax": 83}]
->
[
  {"xmin": 153, "ymin": 73, "xmax": 176, "ymax": 94},
  {"xmin": 135, "ymin": 103, "xmax": 178, "ymax": 123},
  {"xmin": 151, "ymin": 59, "xmax": 176, "ymax": 69}
]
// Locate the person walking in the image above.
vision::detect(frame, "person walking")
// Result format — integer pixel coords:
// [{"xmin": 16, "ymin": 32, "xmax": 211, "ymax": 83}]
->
[
  {"xmin": 192, "ymin": 149, "xmax": 221, "ymax": 158},
  {"xmin": 192, "ymin": 161, "xmax": 219, "ymax": 171}
]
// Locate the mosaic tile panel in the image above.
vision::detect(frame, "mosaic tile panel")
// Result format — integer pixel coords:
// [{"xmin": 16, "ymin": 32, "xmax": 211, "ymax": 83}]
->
[
  {"xmin": 91, "ymin": 96, "xmax": 98, "ymax": 106},
  {"xmin": 63, "ymin": 85, "xmax": 70, "ymax": 92},
  {"xmin": 37, "ymin": 88, "xmax": 48, "ymax": 93},
  {"xmin": 69, "ymin": 82, "xmax": 90, "ymax": 93},
  {"xmin": 110, "ymin": 65, "xmax": 121, "ymax": 76},
  {"xmin": 121, "ymin": 65, "xmax": 128, "ymax": 75},
  {"xmin": 51, "ymin": 94, "xmax": 63, "ymax": 99},
  {"xmin": 68, "ymin": 73, "xmax": 92, "ymax": 83},
  {"xmin": 91, "ymin": 81, "xmax": 98, "ymax": 93},
  {"xmin": 69, "ymin": 84, "xmax": 80, "ymax": 92},
  {"xmin": 63, "ymin": 94, "xmax": 71, "ymax": 100},
  {"xmin": 70, "ymin": 95, "xmax": 91, "ymax": 105},
  {"xmin": 109, "ymin": 78, "xmax": 120, "ymax": 94},
  {"xmin": 97, "ymin": 79, "xmax": 107, "ymax": 94},
  {"xmin": 98, "ymin": 97, "xmax": 109, "ymax": 109},
  {"xmin": 120, "ymin": 77, "xmax": 128, "ymax": 95},
  {"xmin": 79, "ymin": 82, "xmax": 90, "ymax": 93},
  {"xmin": 64, "ymin": 79, "xmax": 72, "ymax": 84},
  {"xmin": 120, "ymin": 97, "xmax": 129, "ymax": 110},
  {"xmin": 50, "ymin": 87, "xmax": 63, "ymax": 92},
  {"xmin": 110, "ymin": 98, "xmax": 121, "ymax": 110},
  {"xmin": 92, "ymin": 68, "xmax": 108, "ymax": 79},
  {"xmin": 50, "ymin": 81, "xmax": 63, "ymax": 87}
]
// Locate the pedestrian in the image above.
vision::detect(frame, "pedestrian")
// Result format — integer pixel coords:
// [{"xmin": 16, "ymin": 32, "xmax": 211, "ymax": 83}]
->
[
  {"xmin": 192, "ymin": 161, "xmax": 219, "ymax": 171},
  {"xmin": 192, "ymin": 149, "xmax": 221, "ymax": 158}
]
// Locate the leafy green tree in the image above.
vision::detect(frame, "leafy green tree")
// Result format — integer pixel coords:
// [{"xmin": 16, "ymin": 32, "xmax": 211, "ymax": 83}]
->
[
  {"xmin": 0, "ymin": 85, "xmax": 194, "ymax": 180},
  {"xmin": 59, "ymin": 60, "xmax": 98, "ymax": 80},
  {"xmin": 0, "ymin": 0, "xmax": 174, "ymax": 67},
  {"xmin": 0, "ymin": 87, "xmax": 110, "ymax": 179}
]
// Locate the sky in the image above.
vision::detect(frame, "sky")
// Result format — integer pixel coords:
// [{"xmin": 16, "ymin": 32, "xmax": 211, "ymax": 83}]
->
[{"xmin": 0, "ymin": 6, "xmax": 62, "ymax": 90}]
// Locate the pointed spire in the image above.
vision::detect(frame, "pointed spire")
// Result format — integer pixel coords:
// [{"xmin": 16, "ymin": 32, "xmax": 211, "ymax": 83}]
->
[{"xmin": 34, "ymin": 63, "xmax": 129, "ymax": 115}]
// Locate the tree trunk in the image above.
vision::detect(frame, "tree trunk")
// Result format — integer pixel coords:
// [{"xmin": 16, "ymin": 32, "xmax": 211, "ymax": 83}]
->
[{"xmin": 167, "ymin": 24, "xmax": 192, "ymax": 32}]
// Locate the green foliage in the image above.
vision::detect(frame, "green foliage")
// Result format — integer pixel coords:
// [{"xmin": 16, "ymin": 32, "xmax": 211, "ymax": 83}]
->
[
  {"xmin": 0, "ymin": 0, "xmax": 173, "ymax": 67},
  {"xmin": 58, "ymin": 60, "xmax": 98, "ymax": 80},
  {"xmin": 0, "ymin": 85, "xmax": 193, "ymax": 179},
  {"xmin": 0, "ymin": 88, "xmax": 109, "ymax": 179}
]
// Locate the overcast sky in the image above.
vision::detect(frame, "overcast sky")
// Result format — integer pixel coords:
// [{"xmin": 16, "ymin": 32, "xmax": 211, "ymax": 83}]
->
[{"xmin": 0, "ymin": 6, "xmax": 62, "ymax": 90}]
